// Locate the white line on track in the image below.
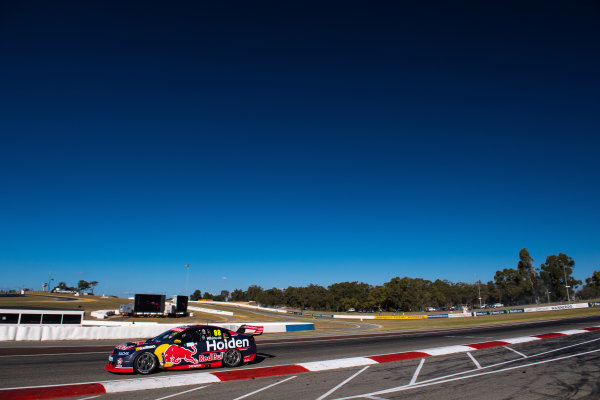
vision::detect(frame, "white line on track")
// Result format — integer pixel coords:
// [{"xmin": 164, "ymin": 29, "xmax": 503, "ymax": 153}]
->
[
  {"xmin": 408, "ymin": 336, "xmax": 600, "ymax": 388},
  {"xmin": 504, "ymin": 346, "xmax": 528, "ymax": 358},
  {"xmin": 152, "ymin": 385, "xmax": 207, "ymax": 400},
  {"xmin": 315, "ymin": 366, "xmax": 370, "ymax": 400},
  {"xmin": 409, "ymin": 358, "xmax": 425, "ymax": 385},
  {"xmin": 232, "ymin": 375, "xmax": 297, "ymax": 400},
  {"xmin": 335, "ymin": 348, "xmax": 600, "ymax": 399},
  {"xmin": 76, "ymin": 396, "xmax": 100, "ymax": 400},
  {"xmin": 336, "ymin": 338, "xmax": 600, "ymax": 400},
  {"xmin": 467, "ymin": 352, "xmax": 482, "ymax": 369}
]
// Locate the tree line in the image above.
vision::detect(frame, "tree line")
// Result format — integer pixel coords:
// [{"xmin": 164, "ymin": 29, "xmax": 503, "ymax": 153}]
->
[
  {"xmin": 191, "ymin": 249, "xmax": 600, "ymax": 311},
  {"xmin": 53, "ymin": 280, "xmax": 99, "ymax": 294}
]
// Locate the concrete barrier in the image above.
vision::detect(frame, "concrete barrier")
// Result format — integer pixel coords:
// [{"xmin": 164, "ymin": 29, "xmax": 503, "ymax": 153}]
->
[
  {"xmin": 0, "ymin": 321, "xmax": 314, "ymax": 341},
  {"xmin": 192, "ymin": 301, "xmax": 289, "ymax": 314},
  {"xmin": 187, "ymin": 305, "xmax": 233, "ymax": 316}
]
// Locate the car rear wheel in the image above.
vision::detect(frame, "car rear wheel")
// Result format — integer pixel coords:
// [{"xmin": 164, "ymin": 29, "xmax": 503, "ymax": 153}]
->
[
  {"xmin": 222, "ymin": 349, "xmax": 242, "ymax": 368},
  {"xmin": 134, "ymin": 352, "xmax": 158, "ymax": 374}
]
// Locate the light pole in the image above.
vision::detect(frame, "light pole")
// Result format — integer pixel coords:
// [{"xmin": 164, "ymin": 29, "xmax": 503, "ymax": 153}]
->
[
  {"xmin": 562, "ymin": 263, "xmax": 571, "ymax": 302},
  {"xmin": 546, "ymin": 289, "xmax": 551, "ymax": 304},
  {"xmin": 477, "ymin": 278, "xmax": 482, "ymax": 309},
  {"xmin": 185, "ymin": 264, "xmax": 190, "ymax": 298}
]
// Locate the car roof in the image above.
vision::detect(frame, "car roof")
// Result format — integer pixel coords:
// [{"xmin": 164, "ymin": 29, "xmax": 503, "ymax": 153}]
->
[{"xmin": 183, "ymin": 324, "xmax": 226, "ymax": 330}]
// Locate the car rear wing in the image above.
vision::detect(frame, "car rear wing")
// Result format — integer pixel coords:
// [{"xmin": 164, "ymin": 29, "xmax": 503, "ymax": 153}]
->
[{"xmin": 236, "ymin": 324, "xmax": 264, "ymax": 336}]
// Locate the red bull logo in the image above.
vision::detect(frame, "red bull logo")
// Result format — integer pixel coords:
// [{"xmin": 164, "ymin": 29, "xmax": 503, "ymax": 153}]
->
[{"xmin": 162, "ymin": 344, "xmax": 198, "ymax": 364}]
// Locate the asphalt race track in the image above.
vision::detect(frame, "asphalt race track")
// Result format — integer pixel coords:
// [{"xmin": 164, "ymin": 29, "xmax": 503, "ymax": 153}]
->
[{"xmin": 1, "ymin": 315, "xmax": 599, "ymax": 399}]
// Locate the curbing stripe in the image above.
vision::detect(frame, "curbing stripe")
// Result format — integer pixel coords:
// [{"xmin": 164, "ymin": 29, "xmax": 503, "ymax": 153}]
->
[
  {"xmin": 1, "ymin": 325, "xmax": 599, "ymax": 399},
  {"xmin": 213, "ymin": 364, "xmax": 309, "ymax": 381},
  {"xmin": 367, "ymin": 351, "xmax": 431, "ymax": 363},
  {"xmin": 466, "ymin": 340, "xmax": 510, "ymax": 350},
  {"xmin": 103, "ymin": 374, "xmax": 221, "ymax": 393},
  {"xmin": 298, "ymin": 357, "xmax": 378, "ymax": 372},
  {"xmin": 535, "ymin": 333, "xmax": 565, "ymax": 339},
  {"xmin": 502, "ymin": 336, "xmax": 541, "ymax": 344},
  {"xmin": 417, "ymin": 345, "xmax": 473, "ymax": 356},
  {"xmin": 559, "ymin": 329, "xmax": 590, "ymax": 335},
  {"xmin": 0, "ymin": 383, "xmax": 106, "ymax": 400}
]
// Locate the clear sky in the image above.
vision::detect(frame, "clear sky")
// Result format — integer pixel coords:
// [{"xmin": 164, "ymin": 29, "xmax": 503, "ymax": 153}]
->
[{"xmin": 1, "ymin": 1, "xmax": 599, "ymax": 297}]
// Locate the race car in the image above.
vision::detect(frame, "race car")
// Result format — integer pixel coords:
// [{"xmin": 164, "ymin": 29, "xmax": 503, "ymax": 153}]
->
[{"xmin": 105, "ymin": 324, "xmax": 263, "ymax": 374}]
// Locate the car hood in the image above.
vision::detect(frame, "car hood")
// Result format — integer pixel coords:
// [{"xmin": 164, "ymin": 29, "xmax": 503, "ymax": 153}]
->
[{"xmin": 114, "ymin": 339, "xmax": 158, "ymax": 351}]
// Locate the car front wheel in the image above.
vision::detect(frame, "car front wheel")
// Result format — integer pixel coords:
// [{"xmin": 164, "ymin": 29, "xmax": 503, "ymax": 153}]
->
[
  {"xmin": 134, "ymin": 352, "xmax": 158, "ymax": 374},
  {"xmin": 222, "ymin": 349, "xmax": 242, "ymax": 368}
]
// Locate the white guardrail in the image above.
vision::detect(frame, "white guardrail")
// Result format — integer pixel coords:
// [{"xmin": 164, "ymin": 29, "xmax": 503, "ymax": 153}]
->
[{"xmin": 0, "ymin": 321, "xmax": 315, "ymax": 341}]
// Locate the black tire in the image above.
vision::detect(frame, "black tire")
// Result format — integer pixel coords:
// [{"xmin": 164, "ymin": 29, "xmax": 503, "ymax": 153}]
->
[
  {"xmin": 222, "ymin": 349, "xmax": 242, "ymax": 368},
  {"xmin": 133, "ymin": 352, "xmax": 158, "ymax": 374}
]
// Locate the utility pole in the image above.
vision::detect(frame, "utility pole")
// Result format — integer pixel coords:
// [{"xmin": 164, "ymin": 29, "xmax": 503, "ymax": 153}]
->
[
  {"xmin": 562, "ymin": 263, "xmax": 571, "ymax": 302},
  {"xmin": 546, "ymin": 289, "xmax": 551, "ymax": 304},
  {"xmin": 477, "ymin": 278, "xmax": 482, "ymax": 309},
  {"xmin": 185, "ymin": 264, "xmax": 190, "ymax": 298}
]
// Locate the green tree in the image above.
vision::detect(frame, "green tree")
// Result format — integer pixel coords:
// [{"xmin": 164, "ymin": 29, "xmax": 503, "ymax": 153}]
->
[
  {"xmin": 89, "ymin": 281, "xmax": 99, "ymax": 295},
  {"xmin": 246, "ymin": 285, "xmax": 263, "ymax": 302},
  {"xmin": 191, "ymin": 289, "xmax": 202, "ymax": 301},
  {"xmin": 366, "ymin": 285, "xmax": 387, "ymax": 311},
  {"xmin": 284, "ymin": 286, "xmax": 302, "ymax": 309},
  {"xmin": 494, "ymin": 268, "xmax": 523, "ymax": 305},
  {"xmin": 517, "ymin": 248, "xmax": 539, "ymax": 303},
  {"xmin": 539, "ymin": 253, "xmax": 581, "ymax": 301},
  {"xmin": 257, "ymin": 288, "xmax": 284, "ymax": 306},
  {"xmin": 231, "ymin": 289, "xmax": 246, "ymax": 301},
  {"xmin": 77, "ymin": 280, "xmax": 90, "ymax": 294},
  {"xmin": 328, "ymin": 281, "xmax": 371, "ymax": 311},
  {"xmin": 576, "ymin": 270, "xmax": 600, "ymax": 300}
]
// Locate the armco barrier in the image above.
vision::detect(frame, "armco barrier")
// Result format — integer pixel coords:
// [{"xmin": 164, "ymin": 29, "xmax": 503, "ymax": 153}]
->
[{"xmin": 0, "ymin": 322, "xmax": 314, "ymax": 341}]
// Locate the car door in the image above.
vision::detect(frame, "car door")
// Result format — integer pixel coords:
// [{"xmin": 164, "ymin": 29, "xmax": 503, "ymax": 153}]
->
[
  {"xmin": 194, "ymin": 327, "xmax": 223, "ymax": 362},
  {"xmin": 164, "ymin": 329, "xmax": 201, "ymax": 366}
]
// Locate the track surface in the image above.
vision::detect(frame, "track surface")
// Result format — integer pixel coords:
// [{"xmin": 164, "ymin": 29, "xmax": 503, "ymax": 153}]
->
[{"xmin": 1, "ymin": 315, "xmax": 600, "ymax": 399}]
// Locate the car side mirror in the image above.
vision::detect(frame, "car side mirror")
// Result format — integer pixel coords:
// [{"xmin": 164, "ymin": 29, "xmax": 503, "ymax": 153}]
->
[{"xmin": 173, "ymin": 339, "xmax": 181, "ymax": 344}]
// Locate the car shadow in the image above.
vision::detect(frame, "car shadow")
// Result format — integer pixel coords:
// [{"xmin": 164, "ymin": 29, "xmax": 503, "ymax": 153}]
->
[{"xmin": 249, "ymin": 352, "xmax": 276, "ymax": 365}]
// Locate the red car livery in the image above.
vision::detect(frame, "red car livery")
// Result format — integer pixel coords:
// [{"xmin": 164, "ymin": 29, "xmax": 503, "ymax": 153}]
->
[{"xmin": 105, "ymin": 324, "xmax": 262, "ymax": 374}]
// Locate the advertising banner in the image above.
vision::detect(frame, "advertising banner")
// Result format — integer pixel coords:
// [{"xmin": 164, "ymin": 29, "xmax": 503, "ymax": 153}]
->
[
  {"xmin": 472, "ymin": 311, "xmax": 490, "ymax": 316},
  {"xmin": 524, "ymin": 303, "xmax": 589, "ymax": 313},
  {"xmin": 427, "ymin": 314, "xmax": 449, "ymax": 318}
]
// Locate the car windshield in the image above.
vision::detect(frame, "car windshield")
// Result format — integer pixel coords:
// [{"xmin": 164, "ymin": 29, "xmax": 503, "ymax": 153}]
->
[{"xmin": 150, "ymin": 329, "xmax": 182, "ymax": 343}]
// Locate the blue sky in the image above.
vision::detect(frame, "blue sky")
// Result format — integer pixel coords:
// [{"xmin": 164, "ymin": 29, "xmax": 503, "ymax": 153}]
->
[{"xmin": 1, "ymin": 1, "xmax": 599, "ymax": 297}]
